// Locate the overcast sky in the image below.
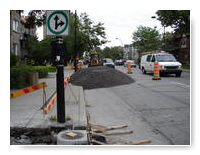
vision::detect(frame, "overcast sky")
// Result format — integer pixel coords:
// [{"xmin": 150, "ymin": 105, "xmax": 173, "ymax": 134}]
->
[
  {"xmin": 36, "ymin": 10, "xmax": 173, "ymax": 47},
  {"xmin": 78, "ymin": 10, "xmax": 174, "ymax": 47}
]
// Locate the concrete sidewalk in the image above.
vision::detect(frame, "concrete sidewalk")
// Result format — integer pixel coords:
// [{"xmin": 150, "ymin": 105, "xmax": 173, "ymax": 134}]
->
[
  {"xmin": 10, "ymin": 67, "xmax": 87, "ymax": 129},
  {"xmin": 85, "ymin": 86, "xmax": 171, "ymax": 145}
]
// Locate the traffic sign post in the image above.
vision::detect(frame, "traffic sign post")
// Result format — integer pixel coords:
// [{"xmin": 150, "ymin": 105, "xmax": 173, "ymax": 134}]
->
[
  {"xmin": 46, "ymin": 10, "xmax": 70, "ymax": 123},
  {"xmin": 56, "ymin": 36, "xmax": 65, "ymax": 123}
]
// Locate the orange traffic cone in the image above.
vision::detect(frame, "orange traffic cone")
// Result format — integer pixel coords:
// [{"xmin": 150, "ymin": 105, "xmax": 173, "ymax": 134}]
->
[
  {"xmin": 127, "ymin": 62, "xmax": 133, "ymax": 74},
  {"xmin": 152, "ymin": 61, "xmax": 161, "ymax": 80},
  {"xmin": 77, "ymin": 62, "xmax": 83, "ymax": 70}
]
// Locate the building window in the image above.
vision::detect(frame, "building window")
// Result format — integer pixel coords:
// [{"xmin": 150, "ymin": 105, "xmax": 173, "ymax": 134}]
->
[
  {"xmin": 13, "ymin": 43, "xmax": 18, "ymax": 55},
  {"xmin": 13, "ymin": 20, "xmax": 19, "ymax": 32}
]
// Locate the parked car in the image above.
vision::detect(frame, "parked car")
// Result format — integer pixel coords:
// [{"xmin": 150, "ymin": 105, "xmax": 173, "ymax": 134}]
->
[
  {"xmin": 115, "ymin": 60, "xmax": 121, "ymax": 65},
  {"xmin": 124, "ymin": 60, "xmax": 136, "ymax": 68},
  {"xmin": 102, "ymin": 58, "xmax": 115, "ymax": 68},
  {"xmin": 115, "ymin": 59, "xmax": 126, "ymax": 66},
  {"xmin": 140, "ymin": 51, "xmax": 182, "ymax": 77}
]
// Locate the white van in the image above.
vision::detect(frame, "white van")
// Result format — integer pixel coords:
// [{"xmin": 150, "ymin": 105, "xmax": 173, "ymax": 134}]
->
[{"xmin": 140, "ymin": 52, "xmax": 182, "ymax": 77}]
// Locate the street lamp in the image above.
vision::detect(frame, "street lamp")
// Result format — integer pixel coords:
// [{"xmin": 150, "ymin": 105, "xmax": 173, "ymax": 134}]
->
[
  {"xmin": 151, "ymin": 16, "xmax": 166, "ymax": 51},
  {"xmin": 115, "ymin": 38, "xmax": 124, "ymax": 58}
]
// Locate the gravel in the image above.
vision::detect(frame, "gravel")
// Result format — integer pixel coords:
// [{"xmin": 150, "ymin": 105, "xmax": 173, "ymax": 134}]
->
[{"xmin": 69, "ymin": 66, "xmax": 135, "ymax": 89}]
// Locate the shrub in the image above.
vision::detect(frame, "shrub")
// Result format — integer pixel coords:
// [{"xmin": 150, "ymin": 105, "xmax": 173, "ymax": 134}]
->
[
  {"xmin": 33, "ymin": 66, "xmax": 48, "ymax": 78},
  {"xmin": 10, "ymin": 66, "xmax": 49, "ymax": 89},
  {"xmin": 10, "ymin": 67, "xmax": 31, "ymax": 89},
  {"xmin": 10, "ymin": 53, "xmax": 19, "ymax": 67},
  {"xmin": 10, "ymin": 65, "xmax": 57, "ymax": 89},
  {"xmin": 47, "ymin": 65, "xmax": 56, "ymax": 72}
]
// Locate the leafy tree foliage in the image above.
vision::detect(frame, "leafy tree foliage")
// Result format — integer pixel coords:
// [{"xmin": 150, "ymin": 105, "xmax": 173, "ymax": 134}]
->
[
  {"xmin": 101, "ymin": 47, "xmax": 123, "ymax": 60},
  {"xmin": 132, "ymin": 26, "xmax": 161, "ymax": 53},
  {"xmin": 156, "ymin": 10, "xmax": 190, "ymax": 35},
  {"xmin": 24, "ymin": 10, "xmax": 46, "ymax": 28},
  {"xmin": 25, "ymin": 36, "xmax": 53, "ymax": 65},
  {"xmin": 77, "ymin": 13, "xmax": 107, "ymax": 57}
]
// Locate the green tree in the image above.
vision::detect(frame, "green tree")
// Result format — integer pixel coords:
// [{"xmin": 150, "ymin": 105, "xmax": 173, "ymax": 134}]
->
[
  {"xmin": 24, "ymin": 10, "xmax": 46, "ymax": 28},
  {"xmin": 102, "ymin": 46, "xmax": 123, "ymax": 60},
  {"xmin": 78, "ymin": 13, "xmax": 107, "ymax": 53},
  {"xmin": 26, "ymin": 36, "xmax": 53, "ymax": 65},
  {"xmin": 156, "ymin": 10, "xmax": 190, "ymax": 35},
  {"xmin": 25, "ymin": 36, "xmax": 38, "ymax": 58},
  {"xmin": 63, "ymin": 12, "xmax": 108, "ymax": 62},
  {"xmin": 132, "ymin": 26, "xmax": 161, "ymax": 53}
]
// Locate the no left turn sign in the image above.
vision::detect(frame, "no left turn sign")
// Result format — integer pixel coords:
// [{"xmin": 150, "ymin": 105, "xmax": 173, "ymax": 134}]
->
[{"xmin": 46, "ymin": 10, "xmax": 69, "ymax": 36}]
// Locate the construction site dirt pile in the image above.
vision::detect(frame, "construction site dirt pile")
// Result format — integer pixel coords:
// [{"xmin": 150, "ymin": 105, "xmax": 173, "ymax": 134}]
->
[{"xmin": 70, "ymin": 66, "xmax": 135, "ymax": 89}]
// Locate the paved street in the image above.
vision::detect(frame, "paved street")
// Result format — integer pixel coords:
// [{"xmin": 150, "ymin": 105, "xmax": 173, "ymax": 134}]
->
[{"xmin": 85, "ymin": 66, "xmax": 190, "ymax": 145}]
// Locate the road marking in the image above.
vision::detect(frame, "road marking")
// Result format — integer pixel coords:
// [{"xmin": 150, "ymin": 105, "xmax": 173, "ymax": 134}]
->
[{"xmin": 171, "ymin": 81, "xmax": 190, "ymax": 88}]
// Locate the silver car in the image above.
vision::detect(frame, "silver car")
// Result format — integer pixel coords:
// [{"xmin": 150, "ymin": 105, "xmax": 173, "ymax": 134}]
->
[{"xmin": 102, "ymin": 58, "xmax": 115, "ymax": 68}]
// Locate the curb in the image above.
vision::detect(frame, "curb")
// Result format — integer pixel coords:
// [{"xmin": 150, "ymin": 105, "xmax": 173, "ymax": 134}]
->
[
  {"xmin": 73, "ymin": 86, "xmax": 87, "ymax": 130},
  {"xmin": 182, "ymin": 69, "xmax": 190, "ymax": 73}
]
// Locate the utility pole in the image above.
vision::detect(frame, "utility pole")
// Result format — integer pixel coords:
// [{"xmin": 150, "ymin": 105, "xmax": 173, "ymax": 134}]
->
[
  {"xmin": 163, "ymin": 26, "xmax": 166, "ymax": 51},
  {"xmin": 151, "ymin": 15, "xmax": 166, "ymax": 51},
  {"xmin": 74, "ymin": 10, "xmax": 78, "ymax": 72}
]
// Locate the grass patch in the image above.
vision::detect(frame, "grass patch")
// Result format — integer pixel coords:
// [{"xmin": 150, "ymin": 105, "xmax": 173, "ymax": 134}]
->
[
  {"xmin": 182, "ymin": 66, "xmax": 190, "ymax": 69},
  {"xmin": 49, "ymin": 115, "xmax": 57, "ymax": 121},
  {"xmin": 66, "ymin": 115, "xmax": 72, "ymax": 121},
  {"xmin": 48, "ymin": 115, "xmax": 72, "ymax": 122}
]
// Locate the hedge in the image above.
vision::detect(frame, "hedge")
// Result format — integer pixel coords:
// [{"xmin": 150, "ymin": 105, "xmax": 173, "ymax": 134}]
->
[
  {"xmin": 10, "ymin": 66, "xmax": 56, "ymax": 89},
  {"xmin": 10, "ymin": 67, "xmax": 30, "ymax": 89},
  {"xmin": 33, "ymin": 66, "xmax": 48, "ymax": 78},
  {"xmin": 47, "ymin": 65, "xmax": 56, "ymax": 72}
]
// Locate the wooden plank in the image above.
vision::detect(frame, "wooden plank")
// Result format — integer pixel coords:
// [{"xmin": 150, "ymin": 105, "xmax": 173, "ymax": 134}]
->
[
  {"xmin": 126, "ymin": 140, "xmax": 151, "ymax": 145},
  {"xmin": 103, "ymin": 130, "xmax": 133, "ymax": 136},
  {"xmin": 10, "ymin": 82, "xmax": 47, "ymax": 98},
  {"xmin": 90, "ymin": 124, "xmax": 128, "ymax": 132},
  {"xmin": 106, "ymin": 124, "xmax": 128, "ymax": 131},
  {"xmin": 90, "ymin": 124, "xmax": 107, "ymax": 132},
  {"xmin": 91, "ymin": 139, "xmax": 106, "ymax": 145},
  {"xmin": 90, "ymin": 131, "xmax": 106, "ymax": 138}
]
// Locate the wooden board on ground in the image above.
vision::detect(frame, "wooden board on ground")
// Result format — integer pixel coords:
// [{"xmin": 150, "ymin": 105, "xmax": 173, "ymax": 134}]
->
[
  {"xmin": 90, "ymin": 123, "xmax": 128, "ymax": 132},
  {"xmin": 125, "ymin": 140, "xmax": 151, "ymax": 145},
  {"xmin": 103, "ymin": 130, "xmax": 133, "ymax": 136}
]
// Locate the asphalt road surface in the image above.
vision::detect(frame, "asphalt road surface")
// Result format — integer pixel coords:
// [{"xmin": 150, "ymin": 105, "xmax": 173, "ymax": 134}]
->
[{"xmin": 85, "ymin": 66, "xmax": 190, "ymax": 145}]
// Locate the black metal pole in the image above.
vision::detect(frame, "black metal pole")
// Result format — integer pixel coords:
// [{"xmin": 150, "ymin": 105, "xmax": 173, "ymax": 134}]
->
[
  {"xmin": 163, "ymin": 26, "xmax": 166, "ymax": 51},
  {"xmin": 74, "ymin": 10, "xmax": 78, "ymax": 72},
  {"xmin": 56, "ymin": 36, "xmax": 65, "ymax": 123}
]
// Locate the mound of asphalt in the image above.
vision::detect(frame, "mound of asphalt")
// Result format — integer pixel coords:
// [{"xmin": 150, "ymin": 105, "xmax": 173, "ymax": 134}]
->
[{"xmin": 69, "ymin": 66, "xmax": 135, "ymax": 89}]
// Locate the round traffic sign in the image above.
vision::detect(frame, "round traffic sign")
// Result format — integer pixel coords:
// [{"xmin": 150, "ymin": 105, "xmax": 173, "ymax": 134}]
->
[{"xmin": 47, "ymin": 11, "xmax": 69, "ymax": 35}]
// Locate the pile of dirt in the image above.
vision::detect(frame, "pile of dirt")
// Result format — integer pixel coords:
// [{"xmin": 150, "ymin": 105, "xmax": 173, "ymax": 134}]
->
[{"xmin": 69, "ymin": 66, "xmax": 135, "ymax": 89}]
